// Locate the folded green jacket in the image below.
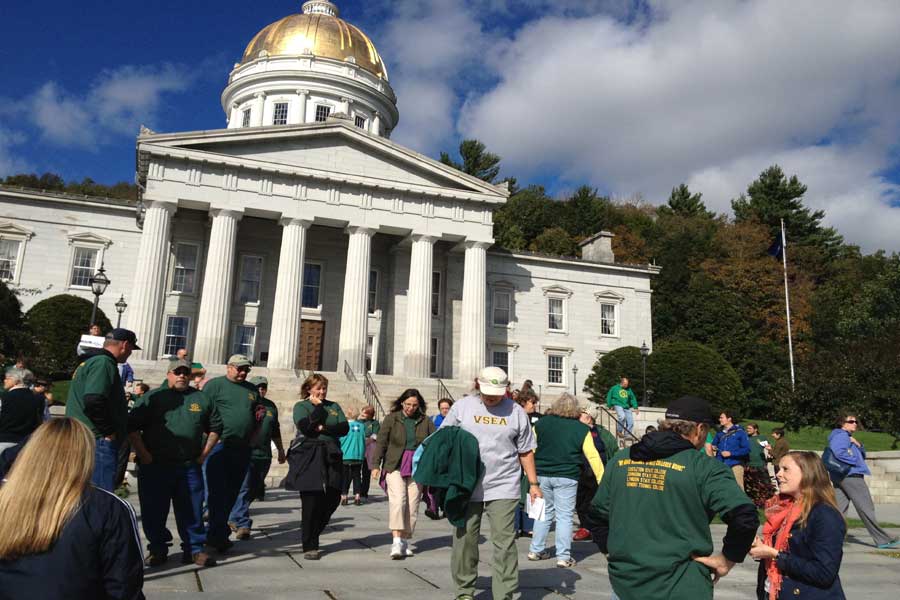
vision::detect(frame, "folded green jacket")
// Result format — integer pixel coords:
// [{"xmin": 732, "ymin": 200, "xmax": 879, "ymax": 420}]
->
[{"xmin": 413, "ymin": 426, "xmax": 483, "ymax": 528}]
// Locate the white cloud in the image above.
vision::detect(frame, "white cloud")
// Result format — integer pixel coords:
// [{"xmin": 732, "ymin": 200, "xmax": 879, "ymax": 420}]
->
[
  {"xmin": 0, "ymin": 128, "xmax": 31, "ymax": 177},
  {"xmin": 21, "ymin": 64, "xmax": 193, "ymax": 148},
  {"xmin": 448, "ymin": 0, "xmax": 900, "ymax": 250}
]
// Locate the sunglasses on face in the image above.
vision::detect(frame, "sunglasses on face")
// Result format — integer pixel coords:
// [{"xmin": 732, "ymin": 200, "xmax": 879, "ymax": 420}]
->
[{"xmin": 845, "ymin": 419, "xmax": 858, "ymax": 424}]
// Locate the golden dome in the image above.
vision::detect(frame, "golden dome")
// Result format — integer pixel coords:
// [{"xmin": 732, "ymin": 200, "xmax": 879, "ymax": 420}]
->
[{"xmin": 240, "ymin": 3, "xmax": 388, "ymax": 80}]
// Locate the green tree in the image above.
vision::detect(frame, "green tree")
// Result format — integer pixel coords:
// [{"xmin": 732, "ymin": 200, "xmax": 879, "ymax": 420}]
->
[
  {"xmin": 584, "ymin": 346, "xmax": 647, "ymax": 405},
  {"xmin": 440, "ymin": 139, "xmax": 501, "ymax": 183},
  {"xmin": 560, "ymin": 186, "xmax": 615, "ymax": 238},
  {"xmin": 657, "ymin": 184, "xmax": 713, "ymax": 218},
  {"xmin": 647, "ymin": 340, "xmax": 744, "ymax": 414},
  {"xmin": 492, "ymin": 185, "xmax": 555, "ymax": 250},
  {"xmin": 0, "ymin": 281, "xmax": 30, "ymax": 365},
  {"xmin": 25, "ymin": 294, "xmax": 112, "ymax": 378},
  {"xmin": 732, "ymin": 165, "xmax": 842, "ymax": 251},
  {"xmin": 2, "ymin": 172, "xmax": 136, "ymax": 200},
  {"xmin": 529, "ymin": 226, "xmax": 579, "ymax": 257}
]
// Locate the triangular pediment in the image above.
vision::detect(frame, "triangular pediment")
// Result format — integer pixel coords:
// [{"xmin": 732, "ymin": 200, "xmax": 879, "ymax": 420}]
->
[
  {"xmin": 0, "ymin": 221, "xmax": 34, "ymax": 239},
  {"xmin": 594, "ymin": 289, "xmax": 626, "ymax": 304},
  {"xmin": 138, "ymin": 122, "xmax": 507, "ymax": 201},
  {"xmin": 67, "ymin": 231, "xmax": 112, "ymax": 247}
]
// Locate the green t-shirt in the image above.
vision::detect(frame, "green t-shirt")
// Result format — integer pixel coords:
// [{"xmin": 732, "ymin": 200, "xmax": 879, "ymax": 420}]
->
[
  {"xmin": 748, "ymin": 435, "xmax": 768, "ymax": 468},
  {"xmin": 292, "ymin": 399, "xmax": 347, "ymax": 443},
  {"xmin": 361, "ymin": 417, "xmax": 380, "ymax": 438},
  {"xmin": 128, "ymin": 386, "xmax": 222, "ymax": 465},
  {"xmin": 534, "ymin": 414, "xmax": 591, "ymax": 479},
  {"xmin": 66, "ymin": 351, "xmax": 128, "ymax": 441},
  {"xmin": 200, "ymin": 376, "xmax": 260, "ymax": 447},
  {"xmin": 403, "ymin": 416, "xmax": 419, "ymax": 450},
  {"xmin": 606, "ymin": 384, "xmax": 638, "ymax": 409},
  {"xmin": 250, "ymin": 398, "xmax": 280, "ymax": 460},
  {"xmin": 593, "ymin": 447, "xmax": 753, "ymax": 600}
]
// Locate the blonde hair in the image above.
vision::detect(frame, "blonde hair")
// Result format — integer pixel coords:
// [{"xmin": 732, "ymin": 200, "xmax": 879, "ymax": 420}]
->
[
  {"xmin": 0, "ymin": 418, "xmax": 95, "ymax": 559},
  {"xmin": 780, "ymin": 451, "xmax": 842, "ymax": 527},
  {"xmin": 300, "ymin": 373, "xmax": 329, "ymax": 399},
  {"xmin": 345, "ymin": 406, "xmax": 360, "ymax": 420},
  {"xmin": 547, "ymin": 393, "xmax": 582, "ymax": 419}
]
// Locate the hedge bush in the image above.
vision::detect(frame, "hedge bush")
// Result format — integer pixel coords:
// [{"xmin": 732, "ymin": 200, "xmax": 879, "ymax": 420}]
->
[{"xmin": 25, "ymin": 294, "xmax": 112, "ymax": 378}]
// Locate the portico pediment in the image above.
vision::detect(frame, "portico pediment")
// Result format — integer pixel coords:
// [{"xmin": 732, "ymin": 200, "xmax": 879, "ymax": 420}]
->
[{"xmin": 138, "ymin": 122, "xmax": 507, "ymax": 202}]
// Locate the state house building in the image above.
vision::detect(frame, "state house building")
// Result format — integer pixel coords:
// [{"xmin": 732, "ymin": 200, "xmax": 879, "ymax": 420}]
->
[{"xmin": 0, "ymin": 1, "xmax": 657, "ymax": 395}]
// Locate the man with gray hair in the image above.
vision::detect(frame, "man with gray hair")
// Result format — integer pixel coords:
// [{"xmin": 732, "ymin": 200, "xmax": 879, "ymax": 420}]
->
[
  {"xmin": 66, "ymin": 328, "xmax": 140, "ymax": 491},
  {"xmin": 0, "ymin": 367, "xmax": 43, "ymax": 453},
  {"xmin": 591, "ymin": 395, "xmax": 758, "ymax": 600}
]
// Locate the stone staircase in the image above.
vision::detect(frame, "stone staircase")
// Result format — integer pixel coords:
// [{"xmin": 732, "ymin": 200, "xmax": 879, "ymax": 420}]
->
[{"xmin": 868, "ymin": 452, "xmax": 900, "ymax": 504}]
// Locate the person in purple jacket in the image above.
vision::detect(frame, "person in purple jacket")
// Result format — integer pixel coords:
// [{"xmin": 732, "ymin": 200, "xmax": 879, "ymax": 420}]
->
[
  {"xmin": 828, "ymin": 411, "xmax": 899, "ymax": 549},
  {"xmin": 711, "ymin": 411, "xmax": 751, "ymax": 488}
]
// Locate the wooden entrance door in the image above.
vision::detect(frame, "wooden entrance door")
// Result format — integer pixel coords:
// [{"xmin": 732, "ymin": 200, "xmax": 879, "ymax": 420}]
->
[{"xmin": 297, "ymin": 320, "xmax": 325, "ymax": 371}]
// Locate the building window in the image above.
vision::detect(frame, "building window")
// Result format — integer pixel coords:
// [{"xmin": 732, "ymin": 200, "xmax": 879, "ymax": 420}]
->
[
  {"xmin": 241, "ymin": 108, "xmax": 251, "ymax": 127},
  {"xmin": 430, "ymin": 337, "xmax": 440, "ymax": 376},
  {"xmin": 548, "ymin": 354, "xmax": 564, "ymax": 385},
  {"xmin": 548, "ymin": 297, "xmax": 565, "ymax": 331},
  {"xmin": 492, "ymin": 350, "xmax": 509, "ymax": 374},
  {"xmin": 0, "ymin": 239, "xmax": 21, "ymax": 282},
  {"xmin": 163, "ymin": 316, "xmax": 190, "ymax": 357},
  {"xmin": 368, "ymin": 270, "xmax": 378, "ymax": 314},
  {"xmin": 171, "ymin": 243, "xmax": 199, "ymax": 294},
  {"xmin": 492, "ymin": 290, "xmax": 511, "ymax": 326},
  {"xmin": 431, "ymin": 271, "xmax": 441, "ymax": 317},
  {"xmin": 70, "ymin": 246, "xmax": 99, "ymax": 287},
  {"xmin": 315, "ymin": 105, "xmax": 331, "ymax": 122},
  {"xmin": 232, "ymin": 325, "xmax": 256, "ymax": 359},
  {"xmin": 272, "ymin": 102, "xmax": 288, "ymax": 125},
  {"xmin": 302, "ymin": 263, "xmax": 322, "ymax": 308},
  {"xmin": 601, "ymin": 303, "xmax": 617, "ymax": 336},
  {"xmin": 366, "ymin": 335, "xmax": 374, "ymax": 372},
  {"xmin": 238, "ymin": 255, "xmax": 263, "ymax": 304},
  {"xmin": 354, "ymin": 115, "xmax": 367, "ymax": 129}
]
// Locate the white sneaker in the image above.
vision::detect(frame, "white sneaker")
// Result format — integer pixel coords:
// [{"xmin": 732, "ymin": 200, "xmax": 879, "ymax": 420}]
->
[
  {"xmin": 390, "ymin": 540, "xmax": 404, "ymax": 560},
  {"xmin": 401, "ymin": 539, "xmax": 414, "ymax": 557}
]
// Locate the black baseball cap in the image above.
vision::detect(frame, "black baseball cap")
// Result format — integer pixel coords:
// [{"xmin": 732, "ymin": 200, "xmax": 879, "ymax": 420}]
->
[
  {"xmin": 106, "ymin": 328, "xmax": 141, "ymax": 350},
  {"xmin": 665, "ymin": 396, "xmax": 715, "ymax": 425}
]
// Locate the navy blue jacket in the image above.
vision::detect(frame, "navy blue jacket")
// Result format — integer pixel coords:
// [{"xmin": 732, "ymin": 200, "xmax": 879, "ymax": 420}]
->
[
  {"xmin": 712, "ymin": 424, "xmax": 751, "ymax": 467},
  {"xmin": 756, "ymin": 503, "xmax": 846, "ymax": 600},
  {"xmin": 0, "ymin": 486, "xmax": 144, "ymax": 600}
]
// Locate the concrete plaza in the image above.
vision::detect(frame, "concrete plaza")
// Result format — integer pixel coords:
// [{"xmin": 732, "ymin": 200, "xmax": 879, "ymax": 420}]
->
[{"xmin": 139, "ymin": 485, "xmax": 900, "ymax": 600}]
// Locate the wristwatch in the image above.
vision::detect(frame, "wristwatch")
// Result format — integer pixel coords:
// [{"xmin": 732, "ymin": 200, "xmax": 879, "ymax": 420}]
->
[{"xmin": 529, "ymin": 481, "xmax": 540, "ymax": 486}]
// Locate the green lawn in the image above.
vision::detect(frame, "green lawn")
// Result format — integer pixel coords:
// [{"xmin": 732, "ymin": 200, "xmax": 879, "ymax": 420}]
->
[
  {"xmin": 48, "ymin": 379, "xmax": 71, "ymax": 405},
  {"xmin": 750, "ymin": 419, "xmax": 896, "ymax": 452}
]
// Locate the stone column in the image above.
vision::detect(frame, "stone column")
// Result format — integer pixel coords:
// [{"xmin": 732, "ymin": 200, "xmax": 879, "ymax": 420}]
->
[
  {"xmin": 403, "ymin": 235, "xmax": 435, "ymax": 378},
  {"xmin": 127, "ymin": 201, "xmax": 176, "ymax": 360},
  {"xmin": 459, "ymin": 241, "xmax": 489, "ymax": 381},
  {"xmin": 292, "ymin": 89, "xmax": 308, "ymax": 124},
  {"xmin": 266, "ymin": 218, "xmax": 311, "ymax": 369},
  {"xmin": 250, "ymin": 92, "xmax": 266, "ymax": 127},
  {"xmin": 337, "ymin": 226, "xmax": 375, "ymax": 375},
  {"xmin": 228, "ymin": 103, "xmax": 240, "ymax": 129},
  {"xmin": 193, "ymin": 209, "xmax": 242, "ymax": 364},
  {"xmin": 340, "ymin": 97, "xmax": 350, "ymax": 115},
  {"xmin": 371, "ymin": 112, "xmax": 381, "ymax": 136}
]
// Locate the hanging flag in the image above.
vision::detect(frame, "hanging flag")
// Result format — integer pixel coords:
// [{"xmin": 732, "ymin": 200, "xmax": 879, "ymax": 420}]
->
[{"xmin": 767, "ymin": 236, "xmax": 783, "ymax": 259}]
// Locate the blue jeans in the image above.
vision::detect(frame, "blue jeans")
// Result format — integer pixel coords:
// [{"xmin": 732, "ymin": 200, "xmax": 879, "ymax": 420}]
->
[
  {"xmin": 515, "ymin": 503, "xmax": 535, "ymax": 534},
  {"xmin": 138, "ymin": 462, "xmax": 207, "ymax": 556},
  {"xmin": 529, "ymin": 476, "xmax": 579, "ymax": 561},
  {"xmin": 614, "ymin": 406, "xmax": 634, "ymax": 435},
  {"xmin": 228, "ymin": 458, "xmax": 271, "ymax": 529},
  {"xmin": 204, "ymin": 442, "xmax": 251, "ymax": 544},
  {"xmin": 92, "ymin": 438, "xmax": 119, "ymax": 492}
]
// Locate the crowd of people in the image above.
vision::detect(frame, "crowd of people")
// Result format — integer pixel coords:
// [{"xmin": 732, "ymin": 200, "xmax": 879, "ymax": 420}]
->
[{"xmin": 0, "ymin": 325, "xmax": 898, "ymax": 600}]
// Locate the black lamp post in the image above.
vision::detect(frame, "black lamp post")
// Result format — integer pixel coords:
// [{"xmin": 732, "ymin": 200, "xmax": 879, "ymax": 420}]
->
[
  {"xmin": 114, "ymin": 294, "xmax": 128, "ymax": 328},
  {"xmin": 88, "ymin": 264, "xmax": 110, "ymax": 328},
  {"xmin": 640, "ymin": 341, "xmax": 650, "ymax": 407},
  {"xmin": 572, "ymin": 364, "xmax": 578, "ymax": 396}
]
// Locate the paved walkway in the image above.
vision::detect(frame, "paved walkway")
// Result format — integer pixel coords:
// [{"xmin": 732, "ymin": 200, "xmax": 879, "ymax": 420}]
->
[{"xmin": 138, "ymin": 485, "xmax": 900, "ymax": 600}]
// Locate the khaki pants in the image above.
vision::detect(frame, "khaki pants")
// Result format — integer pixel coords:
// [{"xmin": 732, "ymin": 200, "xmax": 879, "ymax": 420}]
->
[
  {"xmin": 731, "ymin": 465, "xmax": 745, "ymax": 489},
  {"xmin": 451, "ymin": 498, "xmax": 518, "ymax": 600},
  {"xmin": 386, "ymin": 471, "xmax": 421, "ymax": 536}
]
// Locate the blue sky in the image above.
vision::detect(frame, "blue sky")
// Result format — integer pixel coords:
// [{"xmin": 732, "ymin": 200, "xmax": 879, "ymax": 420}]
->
[{"xmin": 2, "ymin": 0, "xmax": 900, "ymax": 251}]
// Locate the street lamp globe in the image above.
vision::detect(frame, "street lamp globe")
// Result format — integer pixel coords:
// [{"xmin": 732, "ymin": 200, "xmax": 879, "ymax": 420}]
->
[
  {"xmin": 640, "ymin": 341, "xmax": 650, "ymax": 357},
  {"xmin": 89, "ymin": 265, "xmax": 110, "ymax": 297},
  {"xmin": 114, "ymin": 294, "xmax": 128, "ymax": 328}
]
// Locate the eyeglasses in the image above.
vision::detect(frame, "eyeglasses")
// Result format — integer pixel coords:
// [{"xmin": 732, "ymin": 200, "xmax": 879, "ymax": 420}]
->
[{"xmin": 844, "ymin": 419, "xmax": 858, "ymax": 424}]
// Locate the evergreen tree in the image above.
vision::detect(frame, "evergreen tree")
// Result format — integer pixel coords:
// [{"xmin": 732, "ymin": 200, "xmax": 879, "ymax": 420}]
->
[
  {"xmin": 657, "ymin": 184, "xmax": 713, "ymax": 218},
  {"xmin": 731, "ymin": 165, "xmax": 842, "ymax": 251},
  {"xmin": 440, "ymin": 139, "xmax": 502, "ymax": 183}
]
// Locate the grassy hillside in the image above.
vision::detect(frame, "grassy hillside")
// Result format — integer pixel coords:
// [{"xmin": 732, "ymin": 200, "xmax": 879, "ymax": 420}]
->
[{"xmin": 750, "ymin": 419, "xmax": 896, "ymax": 452}]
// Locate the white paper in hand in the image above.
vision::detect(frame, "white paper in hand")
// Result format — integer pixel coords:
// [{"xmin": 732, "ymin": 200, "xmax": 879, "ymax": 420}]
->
[{"xmin": 526, "ymin": 495, "xmax": 546, "ymax": 521}]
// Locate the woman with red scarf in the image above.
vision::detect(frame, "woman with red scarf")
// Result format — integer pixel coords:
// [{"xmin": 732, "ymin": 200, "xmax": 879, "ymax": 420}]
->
[{"xmin": 750, "ymin": 451, "xmax": 846, "ymax": 600}]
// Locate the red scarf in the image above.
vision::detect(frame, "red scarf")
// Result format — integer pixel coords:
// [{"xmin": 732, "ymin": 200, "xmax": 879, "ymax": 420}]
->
[{"xmin": 762, "ymin": 494, "xmax": 802, "ymax": 600}]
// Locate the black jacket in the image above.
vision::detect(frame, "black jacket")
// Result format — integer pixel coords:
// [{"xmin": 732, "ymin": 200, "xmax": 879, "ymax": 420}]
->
[
  {"xmin": 0, "ymin": 486, "xmax": 144, "ymax": 600},
  {"xmin": 285, "ymin": 404, "xmax": 347, "ymax": 493},
  {"xmin": 756, "ymin": 503, "xmax": 846, "ymax": 600},
  {"xmin": 0, "ymin": 388, "xmax": 44, "ymax": 444}
]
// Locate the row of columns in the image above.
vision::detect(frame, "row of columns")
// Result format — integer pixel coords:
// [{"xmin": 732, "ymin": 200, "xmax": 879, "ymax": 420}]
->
[{"xmin": 128, "ymin": 202, "xmax": 487, "ymax": 379}]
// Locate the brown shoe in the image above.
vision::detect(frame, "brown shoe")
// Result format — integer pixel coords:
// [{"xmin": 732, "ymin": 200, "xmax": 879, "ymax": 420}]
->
[
  {"xmin": 227, "ymin": 522, "xmax": 237, "ymax": 533},
  {"xmin": 235, "ymin": 527, "xmax": 251, "ymax": 540},
  {"xmin": 192, "ymin": 552, "xmax": 217, "ymax": 567},
  {"xmin": 303, "ymin": 550, "xmax": 321, "ymax": 560},
  {"xmin": 144, "ymin": 552, "xmax": 168, "ymax": 567}
]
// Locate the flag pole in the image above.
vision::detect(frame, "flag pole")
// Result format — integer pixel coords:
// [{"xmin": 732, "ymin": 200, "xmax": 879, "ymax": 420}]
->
[{"xmin": 780, "ymin": 218, "xmax": 796, "ymax": 391}]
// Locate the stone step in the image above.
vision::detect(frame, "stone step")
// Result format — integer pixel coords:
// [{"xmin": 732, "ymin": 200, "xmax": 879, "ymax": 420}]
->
[{"xmin": 870, "ymin": 465, "xmax": 887, "ymax": 477}]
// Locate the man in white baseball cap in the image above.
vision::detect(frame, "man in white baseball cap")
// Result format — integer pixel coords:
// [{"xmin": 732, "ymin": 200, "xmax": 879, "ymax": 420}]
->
[{"xmin": 439, "ymin": 366, "xmax": 541, "ymax": 600}]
